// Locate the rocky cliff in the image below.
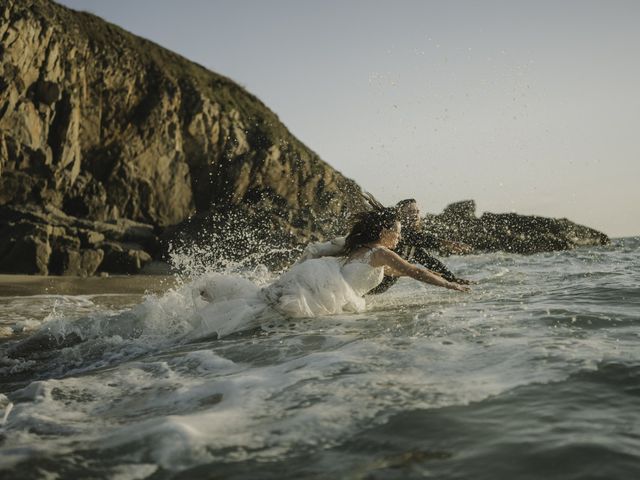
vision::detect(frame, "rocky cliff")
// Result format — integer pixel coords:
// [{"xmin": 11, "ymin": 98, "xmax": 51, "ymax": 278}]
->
[{"xmin": 0, "ymin": 0, "xmax": 368, "ymax": 274}]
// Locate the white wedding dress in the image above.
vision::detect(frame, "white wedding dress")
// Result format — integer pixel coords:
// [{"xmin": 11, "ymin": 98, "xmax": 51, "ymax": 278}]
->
[{"xmin": 189, "ymin": 248, "xmax": 385, "ymax": 338}]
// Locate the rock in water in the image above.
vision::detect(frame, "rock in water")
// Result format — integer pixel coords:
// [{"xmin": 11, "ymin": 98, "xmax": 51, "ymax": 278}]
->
[
  {"xmin": 424, "ymin": 200, "xmax": 610, "ymax": 255},
  {"xmin": 0, "ymin": 0, "xmax": 368, "ymax": 274}
]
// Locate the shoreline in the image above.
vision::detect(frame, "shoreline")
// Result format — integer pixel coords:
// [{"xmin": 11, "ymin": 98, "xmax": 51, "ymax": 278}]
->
[
  {"xmin": 0, "ymin": 274, "xmax": 178, "ymax": 297},
  {"xmin": 0, "ymin": 237, "xmax": 634, "ymax": 295}
]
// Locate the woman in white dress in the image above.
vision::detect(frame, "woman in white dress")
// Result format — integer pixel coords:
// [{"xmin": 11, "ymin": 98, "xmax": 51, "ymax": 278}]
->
[
  {"xmin": 264, "ymin": 208, "xmax": 468, "ymax": 318},
  {"xmin": 339, "ymin": 208, "xmax": 469, "ymax": 297},
  {"xmin": 193, "ymin": 209, "xmax": 468, "ymax": 338}
]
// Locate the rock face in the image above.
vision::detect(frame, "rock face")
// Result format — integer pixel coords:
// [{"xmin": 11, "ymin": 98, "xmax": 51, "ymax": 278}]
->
[
  {"xmin": 424, "ymin": 200, "xmax": 610, "ymax": 254},
  {"xmin": 0, "ymin": 0, "xmax": 368, "ymax": 274},
  {"xmin": 0, "ymin": 204, "xmax": 158, "ymax": 275}
]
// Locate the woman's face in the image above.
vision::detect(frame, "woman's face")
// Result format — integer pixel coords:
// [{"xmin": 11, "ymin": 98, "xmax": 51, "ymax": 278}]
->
[{"xmin": 380, "ymin": 221, "xmax": 401, "ymax": 249}]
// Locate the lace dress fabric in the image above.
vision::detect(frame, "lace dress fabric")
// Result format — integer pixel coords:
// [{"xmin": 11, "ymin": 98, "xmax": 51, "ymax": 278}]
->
[
  {"xmin": 341, "ymin": 247, "xmax": 385, "ymax": 296},
  {"xmin": 263, "ymin": 248, "xmax": 384, "ymax": 318}
]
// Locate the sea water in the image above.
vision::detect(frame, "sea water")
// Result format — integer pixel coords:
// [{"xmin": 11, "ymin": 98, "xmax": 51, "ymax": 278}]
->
[{"xmin": 0, "ymin": 238, "xmax": 638, "ymax": 479}]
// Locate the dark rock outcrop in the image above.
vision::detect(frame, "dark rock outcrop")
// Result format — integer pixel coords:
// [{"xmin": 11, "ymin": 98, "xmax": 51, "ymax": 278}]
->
[
  {"xmin": 424, "ymin": 200, "xmax": 610, "ymax": 254},
  {"xmin": 0, "ymin": 0, "xmax": 368, "ymax": 274},
  {"xmin": 0, "ymin": 204, "xmax": 158, "ymax": 275}
]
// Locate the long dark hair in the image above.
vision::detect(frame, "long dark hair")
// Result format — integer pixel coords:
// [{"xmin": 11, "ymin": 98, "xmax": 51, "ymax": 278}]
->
[{"xmin": 344, "ymin": 208, "xmax": 399, "ymax": 254}]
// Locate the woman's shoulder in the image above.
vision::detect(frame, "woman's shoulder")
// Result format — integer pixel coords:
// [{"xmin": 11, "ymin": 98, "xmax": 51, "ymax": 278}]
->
[
  {"xmin": 345, "ymin": 245, "xmax": 380, "ymax": 264},
  {"xmin": 369, "ymin": 246, "xmax": 408, "ymax": 267},
  {"xmin": 368, "ymin": 246, "xmax": 399, "ymax": 264},
  {"xmin": 370, "ymin": 245, "xmax": 393, "ymax": 256}
]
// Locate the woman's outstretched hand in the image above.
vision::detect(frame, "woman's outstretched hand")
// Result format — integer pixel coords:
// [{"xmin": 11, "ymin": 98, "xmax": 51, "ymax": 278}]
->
[{"xmin": 447, "ymin": 281, "xmax": 470, "ymax": 292}]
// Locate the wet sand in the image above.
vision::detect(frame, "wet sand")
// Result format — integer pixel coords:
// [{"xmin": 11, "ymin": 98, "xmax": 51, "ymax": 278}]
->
[{"xmin": 0, "ymin": 274, "xmax": 178, "ymax": 297}]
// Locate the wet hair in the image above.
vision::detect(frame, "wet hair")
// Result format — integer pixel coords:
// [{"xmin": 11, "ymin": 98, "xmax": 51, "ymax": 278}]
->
[
  {"xmin": 396, "ymin": 198, "xmax": 417, "ymax": 209},
  {"xmin": 344, "ymin": 208, "xmax": 400, "ymax": 254}
]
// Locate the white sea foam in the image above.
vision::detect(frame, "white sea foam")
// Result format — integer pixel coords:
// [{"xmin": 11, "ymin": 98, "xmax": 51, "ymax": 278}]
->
[
  {"xmin": 5, "ymin": 257, "xmax": 393, "ymax": 362},
  {"xmin": 2, "ymin": 326, "xmax": 597, "ymax": 471}
]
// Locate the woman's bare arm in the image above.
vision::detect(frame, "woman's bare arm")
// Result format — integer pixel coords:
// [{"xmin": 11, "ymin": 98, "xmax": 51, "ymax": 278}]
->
[{"xmin": 371, "ymin": 248, "xmax": 469, "ymax": 291}]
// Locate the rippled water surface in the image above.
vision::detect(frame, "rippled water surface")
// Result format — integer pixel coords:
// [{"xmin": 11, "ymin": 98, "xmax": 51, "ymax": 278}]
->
[{"xmin": 1, "ymin": 238, "xmax": 638, "ymax": 479}]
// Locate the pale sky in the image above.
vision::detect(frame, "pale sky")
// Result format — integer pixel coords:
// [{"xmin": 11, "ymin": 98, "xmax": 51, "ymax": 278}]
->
[{"xmin": 57, "ymin": 0, "xmax": 640, "ymax": 237}]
